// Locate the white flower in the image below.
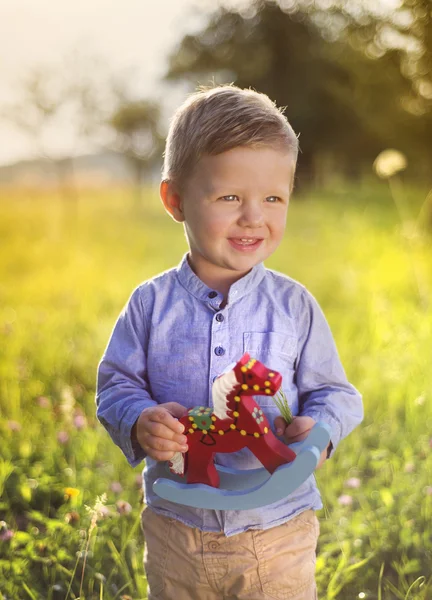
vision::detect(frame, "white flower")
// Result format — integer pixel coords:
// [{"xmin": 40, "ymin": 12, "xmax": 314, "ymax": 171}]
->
[
  {"xmin": 57, "ymin": 431, "xmax": 69, "ymax": 444},
  {"xmin": 74, "ymin": 414, "xmax": 87, "ymax": 430},
  {"xmin": 116, "ymin": 500, "xmax": 132, "ymax": 515},
  {"xmin": 344, "ymin": 477, "xmax": 361, "ymax": 489},
  {"xmin": 85, "ymin": 493, "xmax": 109, "ymax": 533},
  {"xmin": 252, "ymin": 407, "xmax": 264, "ymax": 423},
  {"xmin": 373, "ymin": 149, "xmax": 407, "ymax": 179},
  {"xmin": 110, "ymin": 482, "xmax": 123, "ymax": 494}
]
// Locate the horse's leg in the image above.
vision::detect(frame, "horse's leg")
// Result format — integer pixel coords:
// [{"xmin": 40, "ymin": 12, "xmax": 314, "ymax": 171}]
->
[
  {"xmin": 238, "ymin": 397, "xmax": 296, "ymax": 473},
  {"xmin": 186, "ymin": 445, "xmax": 220, "ymax": 487},
  {"xmin": 248, "ymin": 433, "xmax": 296, "ymax": 474}
]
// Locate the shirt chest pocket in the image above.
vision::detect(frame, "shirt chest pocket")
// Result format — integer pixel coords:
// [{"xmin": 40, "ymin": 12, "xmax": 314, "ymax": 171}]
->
[{"xmin": 243, "ymin": 331, "xmax": 297, "ymax": 406}]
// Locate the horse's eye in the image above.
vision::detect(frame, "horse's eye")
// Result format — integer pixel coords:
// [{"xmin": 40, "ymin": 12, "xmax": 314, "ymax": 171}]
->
[{"xmin": 247, "ymin": 374, "xmax": 254, "ymax": 379}]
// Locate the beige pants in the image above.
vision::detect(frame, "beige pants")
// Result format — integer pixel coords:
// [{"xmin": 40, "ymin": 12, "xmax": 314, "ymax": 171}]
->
[{"xmin": 141, "ymin": 507, "xmax": 319, "ymax": 600}]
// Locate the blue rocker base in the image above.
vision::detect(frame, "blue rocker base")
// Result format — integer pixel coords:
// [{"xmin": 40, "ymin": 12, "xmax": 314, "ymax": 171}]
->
[{"xmin": 153, "ymin": 422, "xmax": 331, "ymax": 510}]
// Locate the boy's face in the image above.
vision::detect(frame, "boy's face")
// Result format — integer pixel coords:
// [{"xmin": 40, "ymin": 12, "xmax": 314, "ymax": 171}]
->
[{"xmin": 161, "ymin": 145, "xmax": 295, "ymax": 292}]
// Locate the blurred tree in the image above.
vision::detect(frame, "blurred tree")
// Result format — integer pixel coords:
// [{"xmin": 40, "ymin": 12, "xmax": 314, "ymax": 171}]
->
[
  {"xmin": 2, "ymin": 66, "xmax": 79, "ymax": 203},
  {"xmin": 109, "ymin": 101, "xmax": 163, "ymax": 209},
  {"xmin": 1, "ymin": 52, "xmax": 120, "ymax": 205},
  {"xmin": 165, "ymin": 0, "xmax": 430, "ymax": 186},
  {"xmin": 337, "ymin": 0, "xmax": 432, "ymax": 178}
]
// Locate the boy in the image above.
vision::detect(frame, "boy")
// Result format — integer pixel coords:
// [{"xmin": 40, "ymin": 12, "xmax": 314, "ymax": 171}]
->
[{"xmin": 96, "ymin": 85, "xmax": 363, "ymax": 600}]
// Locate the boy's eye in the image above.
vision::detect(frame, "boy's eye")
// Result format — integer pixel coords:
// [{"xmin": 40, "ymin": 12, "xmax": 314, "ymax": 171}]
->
[{"xmin": 220, "ymin": 195, "xmax": 282, "ymax": 203}]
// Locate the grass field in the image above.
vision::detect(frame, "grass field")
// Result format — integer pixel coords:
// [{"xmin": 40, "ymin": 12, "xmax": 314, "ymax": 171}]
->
[{"xmin": 0, "ymin": 181, "xmax": 431, "ymax": 599}]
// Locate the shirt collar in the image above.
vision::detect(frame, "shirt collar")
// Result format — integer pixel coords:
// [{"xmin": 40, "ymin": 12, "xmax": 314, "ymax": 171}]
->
[{"xmin": 176, "ymin": 253, "xmax": 266, "ymax": 309}]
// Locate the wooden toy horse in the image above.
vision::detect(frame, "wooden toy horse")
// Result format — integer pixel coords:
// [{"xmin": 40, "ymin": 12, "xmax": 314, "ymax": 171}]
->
[
  {"xmin": 169, "ymin": 353, "xmax": 296, "ymax": 487},
  {"xmin": 153, "ymin": 353, "xmax": 332, "ymax": 510}
]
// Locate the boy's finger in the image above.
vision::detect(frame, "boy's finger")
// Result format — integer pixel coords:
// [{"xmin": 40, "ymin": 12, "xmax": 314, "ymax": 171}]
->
[
  {"xmin": 284, "ymin": 416, "xmax": 315, "ymax": 437},
  {"xmin": 144, "ymin": 435, "xmax": 188, "ymax": 454},
  {"xmin": 149, "ymin": 408, "xmax": 185, "ymax": 434},
  {"xmin": 146, "ymin": 421, "xmax": 187, "ymax": 444},
  {"xmin": 146, "ymin": 449, "xmax": 179, "ymax": 462},
  {"xmin": 273, "ymin": 416, "xmax": 286, "ymax": 436},
  {"xmin": 284, "ymin": 431, "xmax": 310, "ymax": 443},
  {"xmin": 163, "ymin": 402, "xmax": 188, "ymax": 419},
  {"xmin": 284, "ymin": 425, "xmax": 312, "ymax": 443}
]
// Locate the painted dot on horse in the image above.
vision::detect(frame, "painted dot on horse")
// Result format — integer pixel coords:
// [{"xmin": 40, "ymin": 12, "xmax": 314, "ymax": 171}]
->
[{"xmin": 169, "ymin": 352, "xmax": 296, "ymax": 487}]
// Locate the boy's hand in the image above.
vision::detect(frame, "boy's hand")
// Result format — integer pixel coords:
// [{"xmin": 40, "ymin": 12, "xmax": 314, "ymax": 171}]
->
[
  {"xmin": 133, "ymin": 402, "xmax": 189, "ymax": 461},
  {"xmin": 274, "ymin": 415, "xmax": 329, "ymax": 469}
]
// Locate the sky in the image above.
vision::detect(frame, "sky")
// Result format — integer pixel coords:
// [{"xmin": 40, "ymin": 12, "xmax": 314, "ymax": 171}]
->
[{"xmin": 0, "ymin": 0, "xmax": 216, "ymax": 166}]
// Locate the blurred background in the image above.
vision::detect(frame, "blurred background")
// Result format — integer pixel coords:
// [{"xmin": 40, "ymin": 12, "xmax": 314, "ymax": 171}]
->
[
  {"xmin": 0, "ymin": 1, "xmax": 431, "ymax": 599},
  {"xmin": 1, "ymin": 0, "xmax": 431, "ymax": 195}
]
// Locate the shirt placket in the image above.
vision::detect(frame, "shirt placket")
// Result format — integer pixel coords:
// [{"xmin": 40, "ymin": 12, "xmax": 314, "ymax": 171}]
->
[
  {"xmin": 202, "ymin": 290, "xmax": 230, "ymax": 532},
  {"xmin": 207, "ymin": 291, "xmax": 230, "ymax": 406}
]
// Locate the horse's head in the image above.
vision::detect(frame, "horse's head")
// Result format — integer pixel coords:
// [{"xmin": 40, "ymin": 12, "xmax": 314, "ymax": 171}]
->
[{"xmin": 233, "ymin": 353, "xmax": 282, "ymax": 396}]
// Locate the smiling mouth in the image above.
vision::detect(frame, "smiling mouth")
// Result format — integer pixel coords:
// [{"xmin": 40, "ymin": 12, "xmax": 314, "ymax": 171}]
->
[{"xmin": 228, "ymin": 238, "xmax": 264, "ymax": 251}]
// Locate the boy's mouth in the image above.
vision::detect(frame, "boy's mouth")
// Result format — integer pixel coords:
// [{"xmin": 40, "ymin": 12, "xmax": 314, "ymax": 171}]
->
[{"xmin": 228, "ymin": 238, "xmax": 263, "ymax": 251}]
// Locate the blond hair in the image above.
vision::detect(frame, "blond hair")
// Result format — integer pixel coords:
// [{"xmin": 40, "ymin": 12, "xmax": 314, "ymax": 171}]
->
[{"xmin": 162, "ymin": 85, "xmax": 298, "ymax": 188}]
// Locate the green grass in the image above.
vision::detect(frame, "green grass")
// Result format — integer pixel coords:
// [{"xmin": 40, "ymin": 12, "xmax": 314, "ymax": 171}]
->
[{"xmin": 0, "ymin": 182, "xmax": 431, "ymax": 599}]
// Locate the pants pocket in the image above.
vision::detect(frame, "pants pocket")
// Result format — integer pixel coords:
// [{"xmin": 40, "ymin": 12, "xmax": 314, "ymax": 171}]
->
[{"xmin": 254, "ymin": 510, "xmax": 319, "ymax": 600}]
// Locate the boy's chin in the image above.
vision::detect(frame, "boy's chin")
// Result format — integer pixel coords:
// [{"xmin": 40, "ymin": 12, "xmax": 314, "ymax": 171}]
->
[
  {"xmin": 225, "ymin": 256, "xmax": 264, "ymax": 273},
  {"xmin": 227, "ymin": 248, "xmax": 270, "ymax": 266}
]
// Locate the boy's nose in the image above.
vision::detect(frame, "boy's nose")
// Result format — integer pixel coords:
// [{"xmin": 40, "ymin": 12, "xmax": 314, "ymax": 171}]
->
[{"xmin": 237, "ymin": 204, "xmax": 265, "ymax": 228}]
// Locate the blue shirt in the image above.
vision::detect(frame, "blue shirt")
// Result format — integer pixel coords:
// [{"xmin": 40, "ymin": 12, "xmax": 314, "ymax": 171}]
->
[{"xmin": 96, "ymin": 253, "xmax": 363, "ymax": 536}]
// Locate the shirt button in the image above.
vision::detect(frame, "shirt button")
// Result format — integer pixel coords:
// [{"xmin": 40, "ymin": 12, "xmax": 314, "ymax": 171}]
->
[
  {"xmin": 208, "ymin": 291, "xmax": 218, "ymax": 298},
  {"xmin": 214, "ymin": 346, "xmax": 225, "ymax": 356},
  {"xmin": 208, "ymin": 541, "xmax": 219, "ymax": 550},
  {"xmin": 215, "ymin": 313, "xmax": 224, "ymax": 322}
]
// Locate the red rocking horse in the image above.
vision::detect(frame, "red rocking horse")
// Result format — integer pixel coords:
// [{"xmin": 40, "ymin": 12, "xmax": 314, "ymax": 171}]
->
[{"xmin": 169, "ymin": 353, "xmax": 296, "ymax": 487}]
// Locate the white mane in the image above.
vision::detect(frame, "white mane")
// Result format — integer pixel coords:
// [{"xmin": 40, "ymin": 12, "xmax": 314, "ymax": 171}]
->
[{"xmin": 212, "ymin": 369, "xmax": 238, "ymax": 420}]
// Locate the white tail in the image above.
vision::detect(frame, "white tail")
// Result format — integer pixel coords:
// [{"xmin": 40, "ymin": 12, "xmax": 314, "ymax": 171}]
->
[{"xmin": 169, "ymin": 451, "xmax": 185, "ymax": 475}]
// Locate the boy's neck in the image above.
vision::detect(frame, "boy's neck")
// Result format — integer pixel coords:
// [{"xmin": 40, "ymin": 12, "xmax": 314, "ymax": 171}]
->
[
  {"xmin": 207, "ymin": 281, "xmax": 230, "ymax": 308},
  {"xmin": 186, "ymin": 253, "xmax": 251, "ymax": 304}
]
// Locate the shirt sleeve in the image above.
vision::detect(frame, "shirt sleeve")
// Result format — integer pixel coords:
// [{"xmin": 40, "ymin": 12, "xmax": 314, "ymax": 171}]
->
[
  {"xmin": 295, "ymin": 289, "xmax": 363, "ymax": 457},
  {"xmin": 96, "ymin": 286, "xmax": 157, "ymax": 467}
]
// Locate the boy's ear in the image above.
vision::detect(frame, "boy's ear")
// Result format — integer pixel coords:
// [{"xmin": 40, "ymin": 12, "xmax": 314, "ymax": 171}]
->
[{"xmin": 160, "ymin": 180, "xmax": 185, "ymax": 223}]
